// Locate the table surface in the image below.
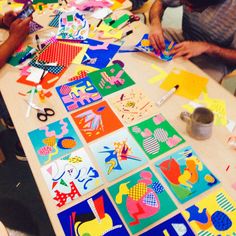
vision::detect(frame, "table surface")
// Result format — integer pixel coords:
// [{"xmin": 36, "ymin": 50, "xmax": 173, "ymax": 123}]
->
[{"xmin": 0, "ymin": 6, "xmax": 236, "ymax": 236}]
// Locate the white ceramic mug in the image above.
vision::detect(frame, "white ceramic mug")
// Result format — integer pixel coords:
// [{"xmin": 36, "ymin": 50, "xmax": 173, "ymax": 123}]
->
[{"xmin": 180, "ymin": 107, "xmax": 214, "ymax": 140}]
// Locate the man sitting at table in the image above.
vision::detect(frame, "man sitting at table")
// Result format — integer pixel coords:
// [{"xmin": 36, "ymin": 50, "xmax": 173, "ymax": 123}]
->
[
  {"xmin": 148, "ymin": 0, "xmax": 236, "ymax": 83},
  {"xmin": 0, "ymin": 11, "xmax": 31, "ymax": 161}
]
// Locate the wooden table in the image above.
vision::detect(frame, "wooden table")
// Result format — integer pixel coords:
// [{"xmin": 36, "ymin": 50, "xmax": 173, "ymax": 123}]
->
[{"xmin": 0, "ymin": 7, "xmax": 236, "ymax": 236}]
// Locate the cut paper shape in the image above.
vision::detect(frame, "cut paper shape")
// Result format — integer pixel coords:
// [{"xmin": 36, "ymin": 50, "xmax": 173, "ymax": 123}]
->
[
  {"xmin": 108, "ymin": 167, "xmax": 177, "ymax": 234},
  {"xmin": 17, "ymin": 68, "xmax": 66, "ymax": 89},
  {"xmin": 71, "ymin": 100, "xmax": 123, "ymax": 143},
  {"xmin": 97, "ymin": 24, "xmax": 123, "ymax": 39},
  {"xmin": 48, "ymin": 11, "xmax": 62, "ymax": 27},
  {"xmin": 110, "ymin": 87, "xmax": 157, "ymax": 125},
  {"xmin": 8, "ymin": 46, "xmax": 33, "ymax": 66},
  {"xmin": 148, "ymin": 64, "xmax": 168, "ymax": 84},
  {"xmin": 104, "ymin": 14, "xmax": 130, "ymax": 29},
  {"xmin": 128, "ymin": 114, "xmax": 185, "ymax": 160},
  {"xmin": 155, "ymin": 146, "xmax": 219, "ymax": 203},
  {"xmin": 57, "ymin": 11, "xmax": 89, "ymax": 40},
  {"xmin": 80, "ymin": 38, "xmax": 120, "ymax": 69},
  {"xmin": 41, "ymin": 148, "xmax": 103, "ymax": 207},
  {"xmin": 89, "ymin": 129, "xmax": 147, "ymax": 181},
  {"xmin": 29, "ymin": 21, "xmax": 43, "ymax": 34},
  {"xmin": 140, "ymin": 213, "xmax": 195, "ymax": 236},
  {"xmin": 58, "ymin": 190, "xmax": 129, "ymax": 236},
  {"xmin": 135, "ymin": 33, "xmax": 176, "ymax": 61},
  {"xmin": 56, "ymin": 77, "xmax": 102, "ymax": 112},
  {"xmin": 75, "ymin": 64, "xmax": 97, "ymax": 78},
  {"xmin": 88, "ymin": 64, "xmax": 135, "ymax": 97},
  {"xmin": 182, "ymin": 188, "xmax": 236, "ymax": 235},
  {"xmin": 91, "ymin": 7, "xmax": 112, "ymax": 19},
  {"xmin": 68, "ymin": 0, "xmax": 112, "ymax": 11},
  {"xmin": 26, "ymin": 67, "xmax": 47, "ymax": 84},
  {"xmin": 37, "ymin": 41, "xmax": 82, "ymax": 67},
  {"xmin": 28, "ymin": 118, "xmax": 83, "ymax": 165},
  {"xmin": 160, "ymin": 68, "xmax": 208, "ymax": 100}
]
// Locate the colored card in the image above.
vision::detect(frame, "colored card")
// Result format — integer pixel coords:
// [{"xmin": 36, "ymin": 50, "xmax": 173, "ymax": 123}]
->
[
  {"xmin": 155, "ymin": 146, "xmax": 219, "ymax": 203},
  {"xmin": 135, "ymin": 33, "xmax": 176, "ymax": 61},
  {"xmin": 28, "ymin": 118, "xmax": 83, "ymax": 166},
  {"xmin": 80, "ymin": 38, "xmax": 120, "ymax": 69},
  {"xmin": 71, "ymin": 101, "xmax": 123, "ymax": 143},
  {"xmin": 88, "ymin": 64, "xmax": 135, "ymax": 97},
  {"xmin": 160, "ymin": 68, "xmax": 208, "ymax": 100},
  {"xmin": 182, "ymin": 188, "xmax": 236, "ymax": 235},
  {"xmin": 141, "ymin": 213, "xmax": 195, "ymax": 236},
  {"xmin": 29, "ymin": 20, "xmax": 43, "ymax": 34},
  {"xmin": 56, "ymin": 77, "xmax": 102, "ymax": 112},
  {"xmin": 108, "ymin": 167, "xmax": 177, "ymax": 234},
  {"xmin": 58, "ymin": 190, "xmax": 129, "ymax": 236},
  {"xmin": 8, "ymin": 46, "xmax": 33, "ymax": 66},
  {"xmin": 41, "ymin": 148, "xmax": 103, "ymax": 207},
  {"xmin": 48, "ymin": 11, "xmax": 62, "ymax": 27},
  {"xmin": 89, "ymin": 129, "xmax": 147, "ymax": 182},
  {"xmin": 110, "ymin": 87, "xmax": 157, "ymax": 125},
  {"xmin": 37, "ymin": 41, "xmax": 82, "ymax": 67},
  {"xmin": 57, "ymin": 11, "xmax": 89, "ymax": 40},
  {"xmin": 128, "ymin": 114, "xmax": 185, "ymax": 160}
]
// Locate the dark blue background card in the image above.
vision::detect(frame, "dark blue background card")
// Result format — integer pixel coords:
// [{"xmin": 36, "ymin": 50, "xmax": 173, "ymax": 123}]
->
[
  {"xmin": 80, "ymin": 38, "xmax": 120, "ymax": 69},
  {"xmin": 58, "ymin": 189, "xmax": 129, "ymax": 236},
  {"xmin": 56, "ymin": 77, "xmax": 102, "ymax": 112},
  {"xmin": 140, "ymin": 213, "xmax": 195, "ymax": 236}
]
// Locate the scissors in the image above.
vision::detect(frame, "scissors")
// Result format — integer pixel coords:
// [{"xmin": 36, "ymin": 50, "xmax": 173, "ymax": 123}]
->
[
  {"xmin": 25, "ymin": 101, "xmax": 55, "ymax": 122},
  {"xmin": 119, "ymin": 15, "xmax": 140, "ymax": 29}
]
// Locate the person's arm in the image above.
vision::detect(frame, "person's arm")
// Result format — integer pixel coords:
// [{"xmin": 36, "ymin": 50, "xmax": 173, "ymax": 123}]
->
[
  {"xmin": 0, "ymin": 15, "xmax": 5, "ymax": 28},
  {"xmin": 0, "ymin": 17, "xmax": 31, "ymax": 68},
  {"xmin": 171, "ymin": 41, "xmax": 236, "ymax": 65},
  {"xmin": 149, "ymin": 0, "xmax": 166, "ymax": 50},
  {"xmin": 0, "ymin": 11, "xmax": 18, "ymax": 28}
]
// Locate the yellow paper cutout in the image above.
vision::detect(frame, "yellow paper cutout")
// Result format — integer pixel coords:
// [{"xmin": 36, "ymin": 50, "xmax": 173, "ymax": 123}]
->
[
  {"xmin": 75, "ymin": 64, "xmax": 97, "ymax": 76},
  {"xmin": 9, "ymin": 2, "xmax": 23, "ymax": 10},
  {"xmin": 160, "ymin": 68, "xmax": 208, "ymax": 100},
  {"xmin": 182, "ymin": 188, "xmax": 236, "ymax": 235},
  {"xmin": 148, "ymin": 64, "xmax": 168, "ymax": 84},
  {"xmin": 110, "ymin": 1, "xmax": 122, "ymax": 10},
  {"xmin": 61, "ymin": 42, "xmax": 89, "ymax": 65},
  {"xmin": 98, "ymin": 24, "xmax": 123, "ymax": 39}
]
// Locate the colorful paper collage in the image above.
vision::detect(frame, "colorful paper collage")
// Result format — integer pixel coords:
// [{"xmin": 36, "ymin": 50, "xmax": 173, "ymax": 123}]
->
[
  {"xmin": 88, "ymin": 64, "xmax": 135, "ymax": 97},
  {"xmin": 155, "ymin": 146, "xmax": 219, "ymax": 203},
  {"xmin": 80, "ymin": 38, "xmax": 120, "ymax": 69},
  {"xmin": 135, "ymin": 33, "xmax": 176, "ymax": 61},
  {"xmin": 56, "ymin": 77, "xmax": 102, "ymax": 112},
  {"xmin": 8, "ymin": 46, "xmax": 33, "ymax": 66},
  {"xmin": 41, "ymin": 148, "xmax": 103, "ymax": 207},
  {"xmin": 182, "ymin": 188, "xmax": 236, "ymax": 235},
  {"xmin": 110, "ymin": 87, "xmax": 157, "ymax": 125},
  {"xmin": 58, "ymin": 190, "xmax": 129, "ymax": 236},
  {"xmin": 140, "ymin": 213, "xmax": 195, "ymax": 236},
  {"xmin": 160, "ymin": 68, "xmax": 208, "ymax": 100},
  {"xmin": 89, "ymin": 129, "xmax": 147, "ymax": 182},
  {"xmin": 71, "ymin": 100, "xmax": 123, "ymax": 143},
  {"xmin": 128, "ymin": 114, "xmax": 185, "ymax": 160},
  {"xmin": 28, "ymin": 118, "xmax": 83, "ymax": 166},
  {"xmin": 37, "ymin": 41, "xmax": 82, "ymax": 67},
  {"xmin": 108, "ymin": 167, "xmax": 177, "ymax": 234},
  {"xmin": 57, "ymin": 11, "xmax": 89, "ymax": 40}
]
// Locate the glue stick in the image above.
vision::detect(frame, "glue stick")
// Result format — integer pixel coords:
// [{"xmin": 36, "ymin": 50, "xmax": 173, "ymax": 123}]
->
[{"xmin": 37, "ymin": 85, "xmax": 45, "ymax": 102}]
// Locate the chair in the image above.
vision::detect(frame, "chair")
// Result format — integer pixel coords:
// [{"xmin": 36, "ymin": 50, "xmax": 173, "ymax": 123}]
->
[{"xmin": 221, "ymin": 70, "xmax": 236, "ymax": 96}]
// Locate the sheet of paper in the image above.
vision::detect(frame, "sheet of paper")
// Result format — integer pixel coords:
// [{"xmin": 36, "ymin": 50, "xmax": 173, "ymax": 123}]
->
[
  {"xmin": 26, "ymin": 67, "xmax": 48, "ymax": 84},
  {"xmin": 148, "ymin": 64, "xmax": 168, "ymax": 84},
  {"xmin": 91, "ymin": 7, "xmax": 112, "ymax": 19}
]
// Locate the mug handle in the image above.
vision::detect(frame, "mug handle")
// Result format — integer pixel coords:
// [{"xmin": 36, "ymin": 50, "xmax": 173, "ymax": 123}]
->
[{"xmin": 180, "ymin": 111, "xmax": 191, "ymax": 123}]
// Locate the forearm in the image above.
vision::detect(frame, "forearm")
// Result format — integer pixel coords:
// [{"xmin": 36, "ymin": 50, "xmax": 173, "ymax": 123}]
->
[
  {"xmin": 0, "ymin": 15, "xmax": 5, "ymax": 28},
  {"xmin": 206, "ymin": 44, "xmax": 236, "ymax": 65},
  {"xmin": 149, "ymin": 0, "xmax": 165, "ymax": 26},
  {"xmin": 0, "ymin": 36, "xmax": 18, "ymax": 68}
]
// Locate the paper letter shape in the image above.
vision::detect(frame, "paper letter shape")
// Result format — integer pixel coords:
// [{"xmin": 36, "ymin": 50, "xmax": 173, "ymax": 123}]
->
[
  {"xmin": 155, "ymin": 146, "xmax": 220, "ymax": 203},
  {"xmin": 28, "ymin": 118, "xmax": 83, "ymax": 165},
  {"xmin": 182, "ymin": 188, "xmax": 236, "ymax": 235},
  {"xmin": 58, "ymin": 190, "xmax": 129, "ymax": 236},
  {"xmin": 41, "ymin": 148, "xmax": 103, "ymax": 207},
  {"xmin": 89, "ymin": 129, "xmax": 147, "ymax": 181},
  {"xmin": 108, "ymin": 167, "xmax": 177, "ymax": 234},
  {"xmin": 128, "ymin": 114, "xmax": 185, "ymax": 160}
]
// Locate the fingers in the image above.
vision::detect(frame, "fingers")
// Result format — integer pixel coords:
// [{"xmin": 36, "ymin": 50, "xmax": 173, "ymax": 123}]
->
[
  {"xmin": 149, "ymin": 35, "xmax": 160, "ymax": 52},
  {"xmin": 21, "ymin": 17, "xmax": 31, "ymax": 25}
]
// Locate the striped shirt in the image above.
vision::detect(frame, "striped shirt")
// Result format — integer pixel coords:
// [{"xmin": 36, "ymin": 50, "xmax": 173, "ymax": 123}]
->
[{"xmin": 162, "ymin": 0, "xmax": 236, "ymax": 49}]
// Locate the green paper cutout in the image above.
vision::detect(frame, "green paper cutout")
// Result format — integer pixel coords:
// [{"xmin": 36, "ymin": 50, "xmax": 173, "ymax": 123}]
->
[
  {"xmin": 60, "ymin": 179, "xmax": 68, "ymax": 187},
  {"xmin": 33, "ymin": 0, "xmax": 58, "ymax": 4},
  {"xmin": 108, "ymin": 167, "xmax": 177, "ymax": 234},
  {"xmin": 104, "ymin": 14, "xmax": 130, "ymax": 28},
  {"xmin": 8, "ymin": 46, "xmax": 33, "ymax": 66},
  {"xmin": 67, "ymin": 15, "xmax": 73, "ymax": 22},
  {"xmin": 128, "ymin": 114, "xmax": 185, "ymax": 160},
  {"xmin": 88, "ymin": 64, "xmax": 135, "ymax": 97}
]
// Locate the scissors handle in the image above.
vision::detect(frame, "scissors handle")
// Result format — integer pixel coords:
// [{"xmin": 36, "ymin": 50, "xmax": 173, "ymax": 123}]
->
[
  {"xmin": 119, "ymin": 15, "xmax": 140, "ymax": 30},
  {"xmin": 37, "ymin": 108, "xmax": 55, "ymax": 122}
]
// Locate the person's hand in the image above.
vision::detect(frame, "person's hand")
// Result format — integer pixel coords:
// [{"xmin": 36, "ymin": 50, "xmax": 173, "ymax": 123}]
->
[
  {"xmin": 149, "ymin": 21, "xmax": 165, "ymax": 52},
  {"xmin": 2, "ymin": 11, "xmax": 17, "ymax": 28},
  {"xmin": 8, "ymin": 17, "xmax": 31, "ymax": 46},
  {"xmin": 171, "ymin": 41, "xmax": 210, "ymax": 59}
]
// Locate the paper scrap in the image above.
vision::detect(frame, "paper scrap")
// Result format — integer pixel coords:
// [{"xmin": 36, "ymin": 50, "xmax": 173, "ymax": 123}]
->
[{"xmin": 148, "ymin": 64, "xmax": 168, "ymax": 84}]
